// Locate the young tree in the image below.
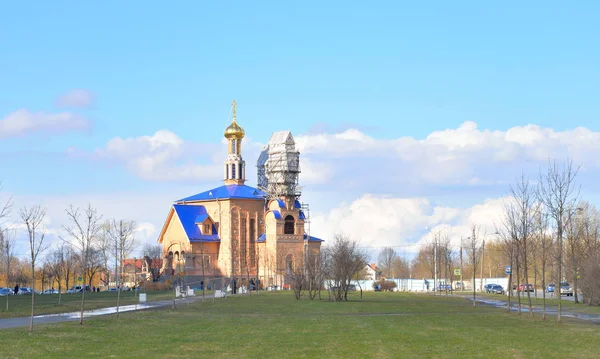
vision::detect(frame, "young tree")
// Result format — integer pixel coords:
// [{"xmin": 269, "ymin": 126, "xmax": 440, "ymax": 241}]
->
[
  {"xmin": 538, "ymin": 159, "xmax": 580, "ymax": 322},
  {"xmin": 1, "ymin": 228, "xmax": 17, "ymax": 310},
  {"xmin": 98, "ymin": 222, "xmax": 113, "ymax": 288},
  {"xmin": 107, "ymin": 219, "xmax": 136, "ymax": 318},
  {"xmin": 466, "ymin": 225, "xmax": 482, "ymax": 307},
  {"xmin": 62, "ymin": 204, "xmax": 103, "ymax": 325},
  {"xmin": 509, "ymin": 174, "xmax": 536, "ymax": 317},
  {"xmin": 20, "ymin": 205, "xmax": 49, "ymax": 333},
  {"xmin": 49, "ymin": 244, "xmax": 70, "ymax": 304}
]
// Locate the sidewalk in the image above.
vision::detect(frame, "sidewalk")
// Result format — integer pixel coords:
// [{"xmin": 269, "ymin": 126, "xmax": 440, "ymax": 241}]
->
[
  {"xmin": 462, "ymin": 295, "xmax": 600, "ymax": 324},
  {"xmin": 0, "ymin": 293, "xmax": 215, "ymax": 330}
]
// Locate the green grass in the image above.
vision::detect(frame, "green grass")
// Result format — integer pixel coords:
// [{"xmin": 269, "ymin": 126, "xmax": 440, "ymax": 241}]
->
[
  {"xmin": 0, "ymin": 290, "xmax": 176, "ymax": 318},
  {"xmin": 1, "ymin": 291, "xmax": 599, "ymax": 358}
]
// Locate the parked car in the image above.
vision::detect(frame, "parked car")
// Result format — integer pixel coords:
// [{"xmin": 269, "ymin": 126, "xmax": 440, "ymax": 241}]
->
[
  {"xmin": 518, "ymin": 284, "xmax": 534, "ymax": 292},
  {"xmin": 484, "ymin": 284, "xmax": 497, "ymax": 293},
  {"xmin": 41, "ymin": 289, "xmax": 59, "ymax": 295},
  {"xmin": 489, "ymin": 284, "xmax": 504, "ymax": 294},
  {"xmin": 0, "ymin": 287, "xmax": 14, "ymax": 296},
  {"xmin": 437, "ymin": 284, "xmax": 452, "ymax": 291},
  {"xmin": 546, "ymin": 284, "xmax": 555, "ymax": 293},
  {"xmin": 66, "ymin": 285, "xmax": 91, "ymax": 293},
  {"xmin": 560, "ymin": 282, "xmax": 573, "ymax": 296}
]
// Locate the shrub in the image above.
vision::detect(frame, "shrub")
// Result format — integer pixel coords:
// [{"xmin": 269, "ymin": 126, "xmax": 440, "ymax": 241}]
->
[{"xmin": 373, "ymin": 280, "xmax": 397, "ymax": 292}]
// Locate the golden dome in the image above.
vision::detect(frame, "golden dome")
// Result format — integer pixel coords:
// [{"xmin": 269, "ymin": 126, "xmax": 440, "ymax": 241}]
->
[
  {"xmin": 224, "ymin": 119, "xmax": 245, "ymax": 139},
  {"xmin": 224, "ymin": 100, "xmax": 245, "ymax": 139}
]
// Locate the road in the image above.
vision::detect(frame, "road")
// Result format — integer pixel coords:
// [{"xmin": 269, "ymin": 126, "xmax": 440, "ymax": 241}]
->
[{"xmin": 0, "ymin": 293, "xmax": 215, "ymax": 330}]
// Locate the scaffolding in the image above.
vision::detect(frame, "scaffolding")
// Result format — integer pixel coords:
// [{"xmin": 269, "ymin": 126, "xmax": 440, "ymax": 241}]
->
[{"xmin": 256, "ymin": 131, "xmax": 301, "ymax": 199}]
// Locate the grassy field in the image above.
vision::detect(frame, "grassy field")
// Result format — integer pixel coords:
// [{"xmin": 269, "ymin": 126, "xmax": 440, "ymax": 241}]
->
[
  {"xmin": 0, "ymin": 290, "xmax": 176, "ymax": 318},
  {"xmin": 0, "ymin": 291, "xmax": 598, "ymax": 358}
]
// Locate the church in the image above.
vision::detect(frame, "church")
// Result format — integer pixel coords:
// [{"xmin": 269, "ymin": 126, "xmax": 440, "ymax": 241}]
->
[{"xmin": 157, "ymin": 101, "xmax": 323, "ymax": 290}]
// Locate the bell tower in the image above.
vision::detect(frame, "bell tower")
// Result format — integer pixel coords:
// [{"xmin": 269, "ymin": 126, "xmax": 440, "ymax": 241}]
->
[{"xmin": 223, "ymin": 100, "xmax": 246, "ymax": 185}]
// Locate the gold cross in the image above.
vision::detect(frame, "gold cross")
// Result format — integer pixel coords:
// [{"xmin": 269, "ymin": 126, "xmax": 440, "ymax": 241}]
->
[{"xmin": 232, "ymin": 100, "xmax": 237, "ymax": 121}]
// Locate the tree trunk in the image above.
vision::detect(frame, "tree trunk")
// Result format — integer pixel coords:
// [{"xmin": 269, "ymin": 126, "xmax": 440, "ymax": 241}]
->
[
  {"xmin": 523, "ymin": 237, "xmax": 534, "ymax": 317},
  {"xmin": 29, "ymin": 264, "xmax": 35, "ymax": 333},
  {"xmin": 79, "ymin": 282, "xmax": 86, "ymax": 325}
]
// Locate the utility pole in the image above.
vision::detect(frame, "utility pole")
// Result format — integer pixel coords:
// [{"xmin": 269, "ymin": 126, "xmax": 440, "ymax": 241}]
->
[
  {"xmin": 480, "ymin": 240, "xmax": 485, "ymax": 292},
  {"xmin": 460, "ymin": 238, "xmax": 464, "ymax": 292},
  {"xmin": 434, "ymin": 241, "xmax": 437, "ymax": 295}
]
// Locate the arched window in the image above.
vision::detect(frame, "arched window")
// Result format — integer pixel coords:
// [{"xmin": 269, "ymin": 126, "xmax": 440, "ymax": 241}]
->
[
  {"xmin": 231, "ymin": 163, "xmax": 236, "ymax": 179},
  {"xmin": 284, "ymin": 215, "xmax": 295, "ymax": 234},
  {"xmin": 231, "ymin": 139, "xmax": 237, "ymax": 154},
  {"xmin": 286, "ymin": 254, "xmax": 294, "ymax": 273},
  {"xmin": 204, "ymin": 255, "xmax": 211, "ymax": 269}
]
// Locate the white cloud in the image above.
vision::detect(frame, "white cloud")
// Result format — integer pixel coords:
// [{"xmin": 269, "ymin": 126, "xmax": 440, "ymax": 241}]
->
[
  {"xmin": 0, "ymin": 109, "xmax": 90, "ymax": 139},
  {"xmin": 310, "ymin": 193, "xmax": 507, "ymax": 255},
  {"xmin": 294, "ymin": 122, "xmax": 600, "ymax": 192},
  {"xmin": 95, "ymin": 130, "xmax": 224, "ymax": 182},
  {"xmin": 55, "ymin": 89, "xmax": 94, "ymax": 108}
]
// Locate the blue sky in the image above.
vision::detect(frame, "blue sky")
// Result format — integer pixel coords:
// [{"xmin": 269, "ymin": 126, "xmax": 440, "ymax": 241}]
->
[{"xmin": 1, "ymin": 1, "xmax": 599, "ymax": 256}]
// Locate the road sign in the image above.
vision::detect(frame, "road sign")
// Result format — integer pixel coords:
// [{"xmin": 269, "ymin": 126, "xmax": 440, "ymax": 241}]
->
[
  {"xmin": 453, "ymin": 269, "xmax": 461, "ymax": 276},
  {"xmin": 505, "ymin": 266, "xmax": 511, "ymax": 275},
  {"xmin": 77, "ymin": 276, "xmax": 83, "ymax": 283}
]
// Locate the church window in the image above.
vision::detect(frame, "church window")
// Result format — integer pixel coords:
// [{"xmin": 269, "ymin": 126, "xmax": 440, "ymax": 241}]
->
[
  {"xmin": 231, "ymin": 139, "xmax": 237, "ymax": 154},
  {"xmin": 232, "ymin": 163, "xmax": 236, "ymax": 179},
  {"xmin": 204, "ymin": 224, "xmax": 211, "ymax": 234},
  {"xmin": 226, "ymin": 164, "xmax": 229, "ymax": 179},
  {"xmin": 203, "ymin": 255, "xmax": 211, "ymax": 269},
  {"xmin": 284, "ymin": 215, "xmax": 295, "ymax": 234},
  {"xmin": 286, "ymin": 254, "xmax": 294, "ymax": 273},
  {"xmin": 249, "ymin": 218, "xmax": 256, "ymax": 267}
]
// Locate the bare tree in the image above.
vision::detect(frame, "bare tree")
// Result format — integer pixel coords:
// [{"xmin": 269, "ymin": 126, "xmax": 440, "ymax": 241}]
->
[
  {"xmin": 0, "ymin": 182, "xmax": 12, "ymax": 226},
  {"xmin": 20, "ymin": 205, "xmax": 49, "ymax": 333},
  {"xmin": 98, "ymin": 222, "xmax": 113, "ymax": 288},
  {"xmin": 49, "ymin": 244, "xmax": 70, "ymax": 304},
  {"xmin": 305, "ymin": 251, "xmax": 324, "ymax": 300},
  {"xmin": 466, "ymin": 225, "xmax": 482, "ymax": 307},
  {"xmin": 62, "ymin": 204, "xmax": 103, "ymax": 325},
  {"xmin": 142, "ymin": 243, "xmax": 163, "ymax": 282},
  {"xmin": 377, "ymin": 247, "xmax": 397, "ymax": 278},
  {"xmin": 107, "ymin": 219, "xmax": 136, "ymax": 318},
  {"xmin": 509, "ymin": 174, "xmax": 537, "ymax": 317},
  {"xmin": 1, "ymin": 228, "xmax": 17, "ymax": 310},
  {"xmin": 538, "ymin": 159, "xmax": 580, "ymax": 322},
  {"xmin": 326, "ymin": 234, "xmax": 367, "ymax": 302}
]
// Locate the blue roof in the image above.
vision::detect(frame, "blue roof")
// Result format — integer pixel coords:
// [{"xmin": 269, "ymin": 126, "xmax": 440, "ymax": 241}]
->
[
  {"xmin": 256, "ymin": 233, "xmax": 323, "ymax": 243},
  {"xmin": 195, "ymin": 213, "xmax": 209, "ymax": 223},
  {"xmin": 177, "ymin": 184, "xmax": 267, "ymax": 202},
  {"xmin": 276, "ymin": 199, "xmax": 285, "ymax": 208},
  {"xmin": 294, "ymin": 200, "xmax": 302, "ymax": 209},
  {"xmin": 271, "ymin": 210, "xmax": 282, "ymax": 219},
  {"xmin": 305, "ymin": 234, "xmax": 324, "ymax": 242},
  {"xmin": 299, "ymin": 211, "xmax": 306, "ymax": 220},
  {"xmin": 173, "ymin": 204, "xmax": 220, "ymax": 242}
]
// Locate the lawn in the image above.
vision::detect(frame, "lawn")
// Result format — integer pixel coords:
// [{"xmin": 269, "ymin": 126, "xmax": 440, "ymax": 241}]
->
[
  {"xmin": 0, "ymin": 290, "xmax": 176, "ymax": 318},
  {"xmin": 1, "ymin": 291, "xmax": 598, "ymax": 358}
]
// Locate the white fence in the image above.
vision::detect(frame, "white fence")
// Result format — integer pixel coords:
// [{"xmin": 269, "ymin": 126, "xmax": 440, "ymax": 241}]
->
[{"xmin": 324, "ymin": 277, "xmax": 510, "ymax": 292}]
